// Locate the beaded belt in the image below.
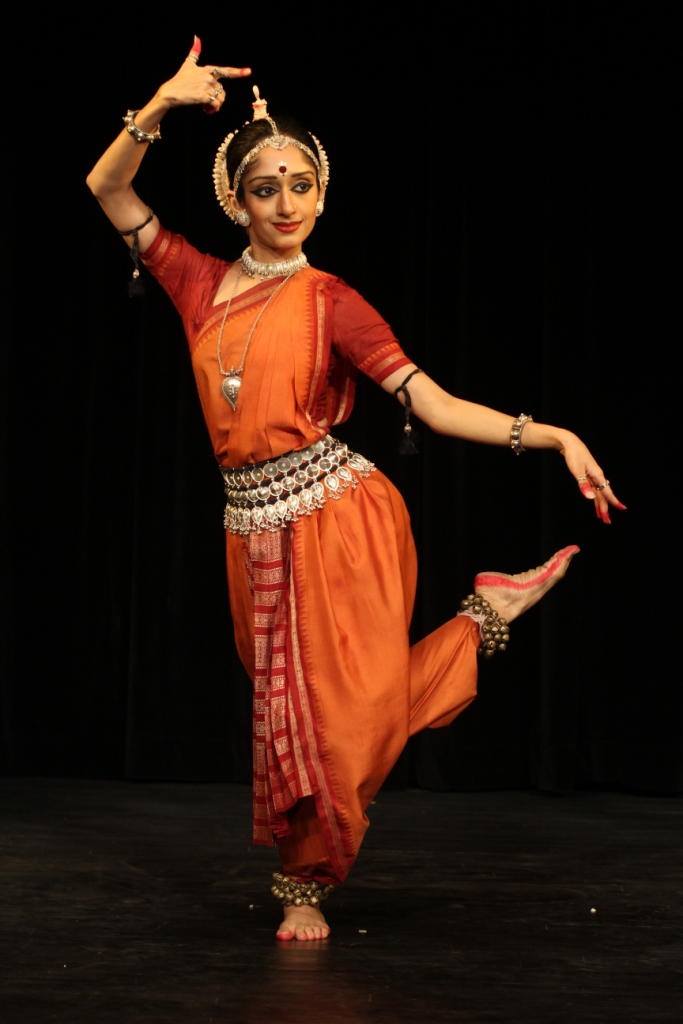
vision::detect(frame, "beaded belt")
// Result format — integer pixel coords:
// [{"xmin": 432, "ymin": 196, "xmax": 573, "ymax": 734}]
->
[{"xmin": 220, "ymin": 434, "xmax": 376, "ymax": 536}]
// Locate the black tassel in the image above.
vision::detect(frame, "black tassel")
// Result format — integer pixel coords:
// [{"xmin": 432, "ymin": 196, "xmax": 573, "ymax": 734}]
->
[
  {"xmin": 126, "ymin": 237, "xmax": 146, "ymax": 297},
  {"xmin": 127, "ymin": 273, "xmax": 145, "ymax": 298},
  {"xmin": 118, "ymin": 207, "xmax": 154, "ymax": 299},
  {"xmin": 399, "ymin": 425, "xmax": 419, "ymax": 455},
  {"xmin": 393, "ymin": 367, "xmax": 423, "ymax": 456}
]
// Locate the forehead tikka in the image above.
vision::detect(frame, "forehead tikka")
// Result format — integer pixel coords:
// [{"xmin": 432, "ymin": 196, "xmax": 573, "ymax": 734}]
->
[{"xmin": 213, "ymin": 85, "xmax": 330, "ymax": 223}]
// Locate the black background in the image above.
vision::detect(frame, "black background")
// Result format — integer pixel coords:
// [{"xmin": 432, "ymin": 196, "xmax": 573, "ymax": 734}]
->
[{"xmin": 1, "ymin": 3, "xmax": 677, "ymax": 793}]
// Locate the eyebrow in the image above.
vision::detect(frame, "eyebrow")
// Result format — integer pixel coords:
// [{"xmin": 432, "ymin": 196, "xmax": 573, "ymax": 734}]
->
[{"xmin": 246, "ymin": 170, "xmax": 316, "ymax": 184}]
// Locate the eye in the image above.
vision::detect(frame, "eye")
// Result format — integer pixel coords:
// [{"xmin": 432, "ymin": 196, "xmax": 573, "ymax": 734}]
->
[
  {"xmin": 251, "ymin": 185, "xmax": 277, "ymax": 198},
  {"xmin": 292, "ymin": 181, "xmax": 314, "ymax": 193}
]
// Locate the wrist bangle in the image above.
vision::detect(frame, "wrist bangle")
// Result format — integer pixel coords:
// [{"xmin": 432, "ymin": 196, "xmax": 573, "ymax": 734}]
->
[
  {"xmin": 510, "ymin": 413, "xmax": 533, "ymax": 455},
  {"xmin": 123, "ymin": 109, "xmax": 162, "ymax": 144}
]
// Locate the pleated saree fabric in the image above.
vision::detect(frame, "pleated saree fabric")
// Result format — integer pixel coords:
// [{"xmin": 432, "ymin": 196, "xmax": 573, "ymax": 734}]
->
[{"xmin": 142, "ymin": 227, "xmax": 480, "ymax": 884}]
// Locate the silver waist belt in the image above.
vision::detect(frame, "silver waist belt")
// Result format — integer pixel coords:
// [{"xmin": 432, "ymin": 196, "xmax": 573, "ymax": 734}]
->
[{"xmin": 220, "ymin": 434, "xmax": 376, "ymax": 536}]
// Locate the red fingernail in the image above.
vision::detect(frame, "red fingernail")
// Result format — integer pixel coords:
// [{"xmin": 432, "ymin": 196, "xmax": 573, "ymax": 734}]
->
[
  {"xmin": 241, "ymin": 67, "xmax": 252, "ymax": 75},
  {"xmin": 617, "ymin": 502, "xmax": 627, "ymax": 510},
  {"xmin": 191, "ymin": 35, "xmax": 202, "ymax": 54}
]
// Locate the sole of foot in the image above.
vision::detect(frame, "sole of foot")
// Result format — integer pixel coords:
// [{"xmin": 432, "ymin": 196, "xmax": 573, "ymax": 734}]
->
[{"xmin": 474, "ymin": 545, "xmax": 579, "ymax": 624}]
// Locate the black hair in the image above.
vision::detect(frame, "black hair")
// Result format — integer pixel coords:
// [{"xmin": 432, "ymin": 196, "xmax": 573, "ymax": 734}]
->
[{"xmin": 228, "ymin": 116, "xmax": 321, "ymax": 201}]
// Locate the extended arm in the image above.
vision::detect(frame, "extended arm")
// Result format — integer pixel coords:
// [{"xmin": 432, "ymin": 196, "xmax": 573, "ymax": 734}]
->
[
  {"xmin": 86, "ymin": 36, "xmax": 250, "ymax": 251},
  {"xmin": 381, "ymin": 364, "xmax": 625, "ymax": 523}
]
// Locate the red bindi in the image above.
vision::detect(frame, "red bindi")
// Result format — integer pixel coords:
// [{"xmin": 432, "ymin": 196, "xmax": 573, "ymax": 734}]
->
[{"xmin": 279, "ymin": 164, "xmax": 287, "ymax": 174}]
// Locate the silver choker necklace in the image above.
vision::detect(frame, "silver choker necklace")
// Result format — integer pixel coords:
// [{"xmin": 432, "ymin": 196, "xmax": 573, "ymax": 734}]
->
[{"xmin": 240, "ymin": 247, "xmax": 308, "ymax": 279}]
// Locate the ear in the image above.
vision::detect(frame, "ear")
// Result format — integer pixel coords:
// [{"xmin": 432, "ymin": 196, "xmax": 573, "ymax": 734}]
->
[{"xmin": 227, "ymin": 190, "xmax": 244, "ymax": 216}]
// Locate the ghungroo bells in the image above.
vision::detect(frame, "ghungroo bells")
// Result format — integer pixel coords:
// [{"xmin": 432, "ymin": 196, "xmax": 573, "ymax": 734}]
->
[
  {"xmin": 458, "ymin": 593, "xmax": 511, "ymax": 658},
  {"xmin": 271, "ymin": 872, "xmax": 335, "ymax": 907}
]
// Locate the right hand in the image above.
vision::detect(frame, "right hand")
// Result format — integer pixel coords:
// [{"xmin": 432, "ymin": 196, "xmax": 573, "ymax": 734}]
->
[{"xmin": 156, "ymin": 36, "xmax": 251, "ymax": 114}]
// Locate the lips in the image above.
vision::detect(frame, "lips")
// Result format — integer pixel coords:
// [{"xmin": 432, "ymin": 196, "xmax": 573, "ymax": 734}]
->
[{"xmin": 273, "ymin": 222, "xmax": 301, "ymax": 233}]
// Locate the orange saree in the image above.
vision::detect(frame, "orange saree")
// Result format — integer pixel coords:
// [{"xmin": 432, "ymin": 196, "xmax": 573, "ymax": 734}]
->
[{"xmin": 142, "ymin": 228, "xmax": 480, "ymax": 885}]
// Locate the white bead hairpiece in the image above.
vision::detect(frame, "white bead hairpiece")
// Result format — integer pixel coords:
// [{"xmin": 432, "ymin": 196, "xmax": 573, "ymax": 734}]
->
[{"xmin": 213, "ymin": 85, "xmax": 330, "ymax": 223}]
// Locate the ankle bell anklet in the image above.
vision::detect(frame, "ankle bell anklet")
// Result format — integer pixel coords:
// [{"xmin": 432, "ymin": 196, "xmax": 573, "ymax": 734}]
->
[
  {"xmin": 458, "ymin": 594, "xmax": 510, "ymax": 658},
  {"xmin": 271, "ymin": 872, "xmax": 335, "ymax": 907}
]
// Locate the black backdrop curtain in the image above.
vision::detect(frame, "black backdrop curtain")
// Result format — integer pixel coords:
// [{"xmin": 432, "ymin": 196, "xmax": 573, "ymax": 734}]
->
[{"xmin": 1, "ymin": 4, "xmax": 678, "ymax": 792}]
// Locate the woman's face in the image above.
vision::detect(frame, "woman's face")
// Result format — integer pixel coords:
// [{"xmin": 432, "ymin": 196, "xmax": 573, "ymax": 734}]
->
[{"xmin": 233, "ymin": 145, "xmax": 321, "ymax": 256}]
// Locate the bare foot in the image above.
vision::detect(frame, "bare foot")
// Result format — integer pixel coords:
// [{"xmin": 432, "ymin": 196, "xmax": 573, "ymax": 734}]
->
[
  {"xmin": 276, "ymin": 904, "xmax": 331, "ymax": 941},
  {"xmin": 474, "ymin": 545, "xmax": 579, "ymax": 624}
]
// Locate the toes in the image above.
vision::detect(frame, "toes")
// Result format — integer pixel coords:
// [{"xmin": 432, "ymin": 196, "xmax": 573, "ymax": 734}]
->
[
  {"xmin": 548, "ymin": 545, "xmax": 579, "ymax": 580},
  {"xmin": 296, "ymin": 925, "xmax": 323, "ymax": 940},
  {"xmin": 279, "ymin": 910, "xmax": 330, "ymax": 942},
  {"xmin": 556, "ymin": 544, "xmax": 580, "ymax": 565},
  {"xmin": 557, "ymin": 545, "xmax": 580, "ymax": 574}
]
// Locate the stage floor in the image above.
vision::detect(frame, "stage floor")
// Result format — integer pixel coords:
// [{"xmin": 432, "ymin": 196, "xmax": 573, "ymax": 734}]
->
[{"xmin": 0, "ymin": 779, "xmax": 681, "ymax": 1023}]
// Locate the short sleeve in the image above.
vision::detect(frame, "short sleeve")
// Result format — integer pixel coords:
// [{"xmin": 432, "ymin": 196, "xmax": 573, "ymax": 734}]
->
[
  {"xmin": 329, "ymin": 278, "xmax": 413, "ymax": 384},
  {"xmin": 140, "ymin": 224, "xmax": 230, "ymax": 336}
]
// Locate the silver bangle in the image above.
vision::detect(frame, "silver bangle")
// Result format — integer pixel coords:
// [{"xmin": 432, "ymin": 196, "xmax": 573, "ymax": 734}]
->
[
  {"xmin": 123, "ymin": 109, "xmax": 162, "ymax": 144},
  {"xmin": 510, "ymin": 413, "xmax": 533, "ymax": 455}
]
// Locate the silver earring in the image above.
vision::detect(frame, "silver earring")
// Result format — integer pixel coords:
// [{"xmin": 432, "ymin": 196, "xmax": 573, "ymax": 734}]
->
[
  {"xmin": 236, "ymin": 210, "xmax": 251, "ymax": 227},
  {"xmin": 315, "ymin": 200, "xmax": 324, "ymax": 217}
]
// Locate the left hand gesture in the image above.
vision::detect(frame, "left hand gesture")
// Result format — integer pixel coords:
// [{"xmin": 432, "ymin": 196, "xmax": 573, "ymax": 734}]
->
[{"xmin": 559, "ymin": 433, "xmax": 626, "ymax": 524}]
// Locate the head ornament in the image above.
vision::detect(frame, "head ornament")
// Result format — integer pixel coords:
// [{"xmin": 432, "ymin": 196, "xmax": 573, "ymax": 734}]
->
[{"xmin": 213, "ymin": 86, "xmax": 330, "ymax": 222}]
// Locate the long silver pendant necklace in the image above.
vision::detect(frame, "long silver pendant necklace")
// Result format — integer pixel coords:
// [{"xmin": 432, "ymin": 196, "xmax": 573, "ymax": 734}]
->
[{"xmin": 216, "ymin": 265, "xmax": 295, "ymax": 410}]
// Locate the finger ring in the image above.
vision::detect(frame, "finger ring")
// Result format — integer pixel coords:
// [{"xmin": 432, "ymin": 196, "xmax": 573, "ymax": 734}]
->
[
  {"xmin": 185, "ymin": 55, "xmax": 199, "ymax": 64},
  {"xmin": 210, "ymin": 67, "xmax": 222, "ymax": 77},
  {"xmin": 577, "ymin": 475, "xmax": 588, "ymax": 484},
  {"xmin": 212, "ymin": 86, "xmax": 221, "ymax": 97},
  {"xmin": 596, "ymin": 480, "xmax": 610, "ymax": 490}
]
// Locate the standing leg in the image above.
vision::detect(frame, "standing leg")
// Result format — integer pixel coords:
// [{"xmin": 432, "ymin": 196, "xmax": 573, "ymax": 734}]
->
[{"xmin": 275, "ymin": 797, "xmax": 336, "ymax": 941}]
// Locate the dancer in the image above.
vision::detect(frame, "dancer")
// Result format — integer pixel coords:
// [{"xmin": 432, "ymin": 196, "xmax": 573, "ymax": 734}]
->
[{"xmin": 87, "ymin": 38, "xmax": 625, "ymax": 942}]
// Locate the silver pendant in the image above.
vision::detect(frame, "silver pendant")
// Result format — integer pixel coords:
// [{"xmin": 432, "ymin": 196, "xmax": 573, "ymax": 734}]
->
[{"xmin": 221, "ymin": 372, "xmax": 242, "ymax": 410}]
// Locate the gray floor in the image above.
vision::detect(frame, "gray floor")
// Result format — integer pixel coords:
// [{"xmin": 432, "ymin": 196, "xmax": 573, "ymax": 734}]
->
[{"xmin": 1, "ymin": 779, "xmax": 681, "ymax": 1023}]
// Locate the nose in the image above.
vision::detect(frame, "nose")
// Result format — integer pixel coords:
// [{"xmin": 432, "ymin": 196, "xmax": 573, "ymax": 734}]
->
[{"xmin": 276, "ymin": 185, "xmax": 296, "ymax": 217}]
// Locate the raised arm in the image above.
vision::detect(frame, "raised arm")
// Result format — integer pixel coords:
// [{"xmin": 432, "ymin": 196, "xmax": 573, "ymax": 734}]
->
[
  {"xmin": 381, "ymin": 364, "xmax": 626, "ymax": 524},
  {"xmin": 86, "ymin": 36, "xmax": 250, "ymax": 251}
]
